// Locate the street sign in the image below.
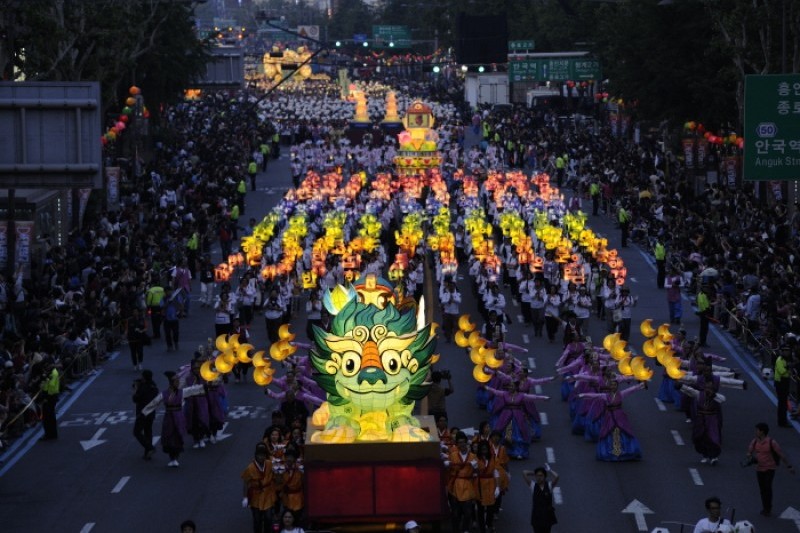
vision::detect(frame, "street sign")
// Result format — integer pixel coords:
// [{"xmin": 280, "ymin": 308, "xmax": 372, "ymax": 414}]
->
[
  {"xmin": 743, "ymin": 74, "xmax": 800, "ymax": 181},
  {"xmin": 509, "ymin": 40, "xmax": 535, "ymax": 51},
  {"xmin": 353, "ymin": 33, "xmax": 367, "ymax": 44},
  {"xmin": 508, "ymin": 57, "xmax": 601, "ymax": 83},
  {"xmin": 372, "ymin": 25, "xmax": 411, "ymax": 48}
]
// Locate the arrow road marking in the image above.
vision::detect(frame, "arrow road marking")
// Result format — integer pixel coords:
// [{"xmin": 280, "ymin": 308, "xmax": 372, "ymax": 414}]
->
[
  {"xmin": 80, "ymin": 428, "xmax": 108, "ymax": 451},
  {"xmin": 689, "ymin": 468, "xmax": 704, "ymax": 486},
  {"xmin": 671, "ymin": 430, "xmax": 685, "ymax": 446},
  {"xmin": 780, "ymin": 506, "xmax": 800, "ymax": 531},
  {"xmin": 111, "ymin": 476, "xmax": 130, "ymax": 494},
  {"xmin": 622, "ymin": 499, "xmax": 653, "ymax": 532},
  {"xmin": 216, "ymin": 422, "xmax": 233, "ymax": 442}
]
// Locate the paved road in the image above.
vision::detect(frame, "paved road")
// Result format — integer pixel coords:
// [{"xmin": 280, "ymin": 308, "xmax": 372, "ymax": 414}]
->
[{"xmin": 1, "ymin": 148, "xmax": 799, "ymax": 533}]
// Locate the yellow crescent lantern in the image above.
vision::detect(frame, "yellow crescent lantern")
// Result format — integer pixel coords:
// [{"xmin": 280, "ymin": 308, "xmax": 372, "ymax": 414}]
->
[
  {"xmin": 458, "ymin": 314, "xmax": 476, "ymax": 332},
  {"xmin": 657, "ymin": 323, "xmax": 672, "ymax": 339},
  {"xmin": 278, "ymin": 324, "xmax": 296, "ymax": 342},
  {"xmin": 655, "ymin": 347, "xmax": 673, "ymax": 366},
  {"xmin": 222, "ymin": 349, "xmax": 237, "ymax": 366},
  {"xmin": 253, "ymin": 367, "xmax": 273, "ymax": 386},
  {"xmin": 617, "ymin": 356, "xmax": 633, "ymax": 376},
  {"xmin": 642, "ymin": 339, "xmax": 657, "ymax": 358},
  {"xmin": 635, "ymin": 367, "xmax": 654, "ymax": 381},
  {"xmin": 200, "ymin": 360, "xmax": 220, "ymax": 382},
  {"xmin": 454, "ymin": 330, "xmax": 470, "ymax": 348},
  {"xmin": 468, "ymin": 331, "xmax": 485, "ymax": 349},
  {"xmin": 262, "ymin": 365, "xmax": 276, "ymax": 376},
  {"xmin": 610, "ymin": 339, "xmax": 628, "ymax": 360},
  {"xmin": 236, "ymin": 344, "xmax": 254, "ymax": 363},
  {"xmin": 311, "ymin": 402, "xmax": 330, "ymax": 426},
  {"xmin": 630, "ymin": 356, "xmax": 647, "ymax": 375},
  {"xmin": 652, "ymin": 336, "xmax": 666, "ymax": 351},
  {"xmin": 431, "ymin": 354, "xmax": 440, "ymax": 365},
  {"xmin": 639, "ymin": 319, "xmax": 657, "ymax": 338},
  {"xmin": 473, "ymin": 365, "xmax": 492, "ymax": 383},
  {"xmin": 228, "ymin": 333, "xmax": 241, "ymax": 351},
  {"xmin": 215, "ymin": 353, "xmax": 234, "ymax": 373},
  {"xmin": 603, "ymin": 332, "xmax": 621, "ymax": 352},
  {"xmin": 251, "ymin": 350, "xmax": 268, "ymax": 367},
  {"xmin": 215, "ymin": 334, "xmax": 231, "ymax": 352},
  {"xmin": 666, "ymin": 365, "xmax": 686, "ymax": 380},
  {"xmin": 470, "ymin": 347, "xmax": 485, "ymax": 365},
  {"xmin": 484, "ymin": 351, "xmax": 504, "ymax": 369},
  {"xmin": 662, "ymin": 355, "xmax": 682, "ymax": 373}
]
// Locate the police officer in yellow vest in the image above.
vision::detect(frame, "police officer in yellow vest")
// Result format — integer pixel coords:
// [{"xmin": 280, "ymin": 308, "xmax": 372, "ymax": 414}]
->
[
  {"xmin": 654, "ymin": 240, "xmax": 666, "ymax": 289},
  {"xmin": 259, "ymin": 141, "xmax": 270, "ymax": 171},
  {"xmin": 618, "ymin": 204, "xmax": 631, "ymax": 247},
  {"xmin": 590, "ymin": 180, "xmax": 601, "ymax": 216},
  {"xmin": 555, "ymin": 153, "xmax": 567, "ymax": 188},
  {"xmin": 775, "ymin": 346, "xmax": 795, "ymax": 427},
  {"xmin": 237, "ymin": 178, "xmax": 247, "ymax": 214},
  {"xmin": 247, "ymin": 160, "xmax": 258, "ymax": 192},
  {"xmin": 696, "ymin": 284, "xmax": 713, "ymax": 347},
  {"xmin": 40, "ymin": 359, "xmax": 61, "ymax": 440}
]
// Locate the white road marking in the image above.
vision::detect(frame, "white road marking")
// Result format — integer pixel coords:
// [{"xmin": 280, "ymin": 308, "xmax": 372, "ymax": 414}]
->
[
  {"xmin": 553, "ymin": 486, "xmax": 563, "ymax": 505},
  {"xmin": 539, "ymin": 413, "xmax": 549, "ymax": 425},
  {"xmin": 622, "ymin": 499, "xmax": 653, "ymax": 532},
  {"xmin": 545, "ymin": 447, "xmax": 555, "ymax": 463},
  {"xmin": 654, "ymin": 398, "xmax": 667, "ymax": 412},
  {"xmin": 111, "ymin": 476, "xmax": 130, "ymax": 494},
  {"xmin": 522, "ymin": 334, "xmax": 530, "ymax": 344},
  {"xmin": 689, "ymin": 468, "xmax": 704, "ymax": 485},
  {"xmin": 511, "ymin": 298, "xmax": 519, "ymax": 307},
  {"xmin": 517, "ymin": 314, "xmax": 524, "ymax": 323},
  {"xmin": 80, "ymin": 524, "xmax": 95, "ymax": 533},
  {"xmin": 528, "ymin": 357, "xmax": 536, "ymax": 369},
  {"xmin": 535, "ymin": 385, "xmax": 543, "ymax": 394},
  {"xmin": 671, "ymin": 430, "xmax": 685, "ymax": 446}
]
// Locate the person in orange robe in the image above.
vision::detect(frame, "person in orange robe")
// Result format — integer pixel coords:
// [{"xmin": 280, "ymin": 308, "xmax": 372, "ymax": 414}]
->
[
  {"xmin": 277, "ymin": 448, "xmax": 304, "ymax": 522},
  {"xmin": 446, "ymin": 431, "xmax": 477, "ymax": 533},
  {"xmin": 241, "ymin": 442, "xmax": 278, "ymax": 532},
  {"xmin": 474, "ymin": 441, "xmax": 500, "ymax": 533}
]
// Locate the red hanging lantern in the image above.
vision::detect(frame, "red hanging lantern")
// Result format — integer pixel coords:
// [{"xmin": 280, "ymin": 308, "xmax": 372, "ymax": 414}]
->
[{"xmin": 129, "ymin": 86, "xmax": 141, "ymax": 96}]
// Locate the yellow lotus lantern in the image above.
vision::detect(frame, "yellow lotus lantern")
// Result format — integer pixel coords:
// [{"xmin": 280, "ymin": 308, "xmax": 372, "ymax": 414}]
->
[
  {"xmin": 603, "ymin": 332, "xmax": 621, "ymax": 352},
  {"xmin": 666, "ymin": 364, "xmax": 687, "ymax": 380},
  {"xmin": 610, "ymin": 339, "xmax": 630, "ymax": 361},
  {"xmin": 215, "ymin": 353, "xmax": 234, "ymax": 374},
  {"xmin": 642, "ymin": 339, "xmax": 657, "ymax": 358},
  {"xmin": 617, "ymin": 356, "xmax": 633, "ymax": 376},
  {"xmin": 458, "ymin": 314, "xmax": 476, "ymax": 333},
  {"xmin": 470, "ymin": 347, "xmax": 486, "ymax": 365},
  {"xmin": 253, "ymin": 366, "xmax": 274, "ymax": 386},
  {"xmin": 200, "ymin": 360, "xmax": 220, "ymax": 381}
]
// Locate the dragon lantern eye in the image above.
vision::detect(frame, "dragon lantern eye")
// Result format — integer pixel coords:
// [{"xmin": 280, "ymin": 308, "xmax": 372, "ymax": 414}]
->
[
  {"xmin": 341, "ymin": 352, "xmax": 360, "ymax": 377},
  {"xmin": 381, "ymin": 350, "xmax": 402, "ymax": 375}
]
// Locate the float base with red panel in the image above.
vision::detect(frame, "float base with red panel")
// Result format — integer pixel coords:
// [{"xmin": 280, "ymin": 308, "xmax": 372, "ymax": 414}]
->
[{"xmin": 304, "ymin": 415, "xmax": 448, "ymax": 530}]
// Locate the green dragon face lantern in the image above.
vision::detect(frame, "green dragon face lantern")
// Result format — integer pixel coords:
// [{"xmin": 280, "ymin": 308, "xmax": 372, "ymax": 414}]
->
[{"xmin": 309, "ymin": 274, "xmax": 436, "ymax": 443}]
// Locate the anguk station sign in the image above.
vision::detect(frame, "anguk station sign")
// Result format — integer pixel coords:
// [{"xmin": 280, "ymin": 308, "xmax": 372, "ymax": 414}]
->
[{"xmin": 744, "ymin": 74, "xmax": 800, "ymax": 181}]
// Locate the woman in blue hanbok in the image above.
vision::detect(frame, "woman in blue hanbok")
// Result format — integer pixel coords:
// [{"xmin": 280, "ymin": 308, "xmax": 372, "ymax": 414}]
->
[
  {"xmin": 579, "ymin": 380, "xmax": 645, "ymax": 461},
  {"xmin": 485, "ymin": 381, "xmax": 549, "ymax": 460}
]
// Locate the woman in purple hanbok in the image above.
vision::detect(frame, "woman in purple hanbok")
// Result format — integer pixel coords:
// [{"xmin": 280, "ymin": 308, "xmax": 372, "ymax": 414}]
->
[
  {"xmin": 680, "ymin": 381, "xmax": 726, "ymax": 465},
  {"xmin": 484, "ymin": 381, "xmax": 550, "ymax": 460},
  {"xmin": 579, "ymin": 380, "xmax": 645, "ymax": 461},
  {"xmin": 206, "ymin": 378, "xmax": 227, "ymax": 443},
  {"xmin": 184, "ymin": 360, "xmax": 211, "ymax": 448}
]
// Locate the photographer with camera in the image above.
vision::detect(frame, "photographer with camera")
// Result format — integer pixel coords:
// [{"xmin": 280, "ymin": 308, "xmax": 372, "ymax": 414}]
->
[
  {"xmin": 427, "ymin": 369, "xmax": 454, "ymax": 420},
  {"xmin": 132, "ymin": 369, "xmax": 160, "ymax": 459}
]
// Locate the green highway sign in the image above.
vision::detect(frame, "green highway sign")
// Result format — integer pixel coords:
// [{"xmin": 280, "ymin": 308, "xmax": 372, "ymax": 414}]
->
[
  {"xmin": 508, "ymin": 57, "xmax": 601, "ymax": 83},
  {"xmin": 743, "ymin": 74, "xmax": 800, "ymax": 181},
  {"xmin": 509, "ymin": 40, "xmax": 535, "ymax": 51},
  {"xmin": 372, "ymin": 25, "xmax": 411, "ymax": 48}
]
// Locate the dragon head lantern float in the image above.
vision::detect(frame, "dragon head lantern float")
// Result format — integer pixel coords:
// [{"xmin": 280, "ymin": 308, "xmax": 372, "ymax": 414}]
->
[{"xmin": 309, "ymin": 274, "xmax": 436, "ymax": 443}]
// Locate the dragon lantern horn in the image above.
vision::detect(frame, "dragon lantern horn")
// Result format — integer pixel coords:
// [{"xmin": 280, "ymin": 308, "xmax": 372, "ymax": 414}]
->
[
  {"xmin": 416, "ymin": 296, "xmax": 426, "ymax": 332},
  {"xmin": 323, "ymin": 283, "xmax": 357, "ymax": 316}
]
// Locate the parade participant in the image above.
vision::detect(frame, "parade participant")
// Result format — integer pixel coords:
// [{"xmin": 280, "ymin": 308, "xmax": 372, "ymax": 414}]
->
[
  {"xmin": 264, "ymin": 288, "xmax": 285, "ymax": 344},
  {"xmin": 304, "ymin": 290, "xmax": 323, "ymax": 342},
  {"xmin": 543, "ymin": 285, "xmax": 562, "ymax": 344},
  {"xmin": 529, "ymin": 278, "xmax": 547, "ymax": 338},
  {"xmin": 745, "ymin": 422, "xmax": 795, "ymax": 517},
  {"xmin": 436, "ymin": 414, "xmax": 453, "ymax": 448},
  {"xmin": 214, "ymin": 289, "xmax": 235, "ymax": 337},
  {"xmin": 680, "ymin": 380, "xmax": 726, "ymax": 465},
  {"xmin": 231, "ymin": 317, "xmax": 251, "ymax": 383},
  {"xmin": 179, "ymin": 519, "xmax": 197, "ymax": 533},
  {"xmin": 199, "ymin": 256, "xmax": 216, "ymax": 308},
  {"xmin": 573, "ymin": 285, "xmax": 593, "ymax": 333},
  {"xmin": 481, "ymin": 311, "xmax": 507, "ymax": 348},
  {"xmin": 488, "ymin": 430, "xmax": 510, "ymax": 518},
  {"xmin": 206, "ymin": 374, "xmax": 227, "ymax": 444},
  {"xmin": 522, "ymin": 465, "xmax": 559, "ymax": 533},
  {"xmin": 241, "ymin": 442, "xmax": 278, "ymax": 532},
  {"xmin": 142, "ymin": 370, "xmax": 204, "ymax": 467},
  {"xmin": 163, "ymin": 288, "xmax": 182, "ymax": 352},
  {"xmin": 474, "ymin": 441, "xmax": 501, "ymax": 533},
  {"xmin": 277, "ymin": 449, "xmax": 304, "ymax": 523},
  {"xmin": 236, "ymin": 276, "xmax": 258, "ymax": 329},
  {"xmin": 132, "ymin": 369, "xmax": 159, "ymax": 459},
  {"xmin": 483, "ymin": 284, "xmax": 507, "ymax": 325},
  {"xmin": 602, "ymin": 278, "xmax": 620, "ymax": 334},
  {"xmin": 578, "ymin": 380, "xmax": 646, "ymax": 461},
  {"xmin": 471, "ymin": 420, "xmax": 492, "ymax": 449},
  {"xmin": 614, "ymin": 286, "xmax": 638, "ymax": 341},
  {"xmin": 262, "ymin": 425, "xmax": 288, "ymax": 464},
  {"xmin": 445, "ymin": 431, "xmax": 478, "ymax": 533},
  {"xmin": 692, "ymin": 496, "xmax": 733, "ymax": 533},
  {"xmin": 439, "ymin": 278, "xmax": 462, "ymax": 343},
  {"xmin": 665, "ymin": 268, "xmax": 683, "ymax": 325},
  {"xmin": 126, "ymin": 307, "xmax": 149, "ymax": 371},
  {"xmin": 184, "ymin": 358, "xmax": 211, "ymax": 449},
  {"xmin": 173, "ymin": 259, "xmax": 192, "ymax": 317},
  {"xmin": 484, "ymin": 381, "xmax": 550, "ymax": 459}
]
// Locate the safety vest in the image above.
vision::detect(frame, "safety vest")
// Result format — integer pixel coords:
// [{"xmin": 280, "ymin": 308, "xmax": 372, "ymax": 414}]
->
[
  {"xmin": 146, "ymin": 286, "xmax": 165, "ymax": 307},
  {"xmin": 42, "ymin": 368, "xmax": 60, "ymax": 395},
  {"xmin": 697, "ymin": 292, "xmax": 710, "ymax": 313},
  {"xmin": 237, "ymin": 180, "xmax": 247, "ymax": 194},
  {"xmin": 248, "ymin": 161, "xmax": 257, "ymax": 175},
  {"xmin": 260, "ymin": 143, "xmax": 270, "ymax": 155},
  {"xmin": 654, "ymin": 242, "xmax": 666, "ymax": 261},
  {"xmin": 230, "ymin": 204, "xmax": 240, "ymax": 221},
  {"xmin": 590, "ymin": 183, "xmax": 600, "ymax": 197},
  {"xmin": 618, "ymin": 208, "xmax": 630, "ymax": 224},
  {"xmin": 272, "ymin": 133, "xmax": 280, "ymax": 143},
  {"xmin": 555, "ymin": 156, "xmax": 565, "ymax": 169},
  {"xmin": 186, "ymin": 232, "xmax": 199, "ymax": 251}
]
